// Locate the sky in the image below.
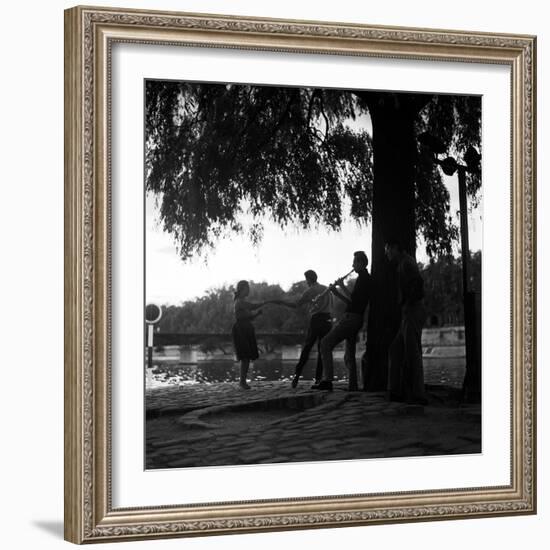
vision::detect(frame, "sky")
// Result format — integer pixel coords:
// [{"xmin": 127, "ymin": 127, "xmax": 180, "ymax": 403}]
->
[
  {"xmin": 145, "ymin": 101, "xmax": 482, "ymax": 305},
  {"xmin": 145, "ymin": 170, "xmax": 482, "ymax": 305}
]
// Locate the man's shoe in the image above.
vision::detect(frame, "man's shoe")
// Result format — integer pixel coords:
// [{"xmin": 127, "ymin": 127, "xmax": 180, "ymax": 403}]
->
[
  {"xmin": 386, "ymin": 391, "xmax": 404, "ymax": 402},
  {"xmin": 312, "ymin": 380, "xmax": 333, "ymax": 391},
  {"xmin": 407, "ymin": 397, "xmax": 429, "ymax": 406},
  {"xmin": 291, "ymin": 375, "xmax": 299, "ymax": 389}
]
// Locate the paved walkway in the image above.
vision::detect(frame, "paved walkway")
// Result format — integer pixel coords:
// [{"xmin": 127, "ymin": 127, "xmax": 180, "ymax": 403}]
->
[{"xmin": 146, "ymin": 382, "xmax": 481, "ymax": 469}]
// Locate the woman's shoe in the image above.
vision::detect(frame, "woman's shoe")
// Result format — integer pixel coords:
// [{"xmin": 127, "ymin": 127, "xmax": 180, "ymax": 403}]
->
[
  {"xmin": 291, "ymin": 375, "xmax": 299, "ymax": 388},
  {"xmin": 239, "ymin": 382, "xmax": 251, "ymax": 390}
]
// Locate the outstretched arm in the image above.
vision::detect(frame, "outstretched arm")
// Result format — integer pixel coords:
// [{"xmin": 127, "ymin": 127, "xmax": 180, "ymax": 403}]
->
[
  {"xmin": 235, "ymin": 300, "xmax": 265, "ymax": 321},
  {"xmin": 270, "ymin": 299, "xmax": 298, "ymax": 309},
  {"xmin": 236, "ymin": 306, "xmax": 263, "ymax": 320},
  {"xmin": 270, "ymin": 289, "xmax": 311, "ymax": 309}
]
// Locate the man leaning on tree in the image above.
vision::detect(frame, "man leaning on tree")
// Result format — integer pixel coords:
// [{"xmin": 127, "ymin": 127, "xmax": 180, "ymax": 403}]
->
[
  {"xmin": 385, "ymin": 239, "xmax": 428, "ymax": 405},
  {"xmin": 313, "ymin": 251, "xmax": 371, "ymax": 392}
]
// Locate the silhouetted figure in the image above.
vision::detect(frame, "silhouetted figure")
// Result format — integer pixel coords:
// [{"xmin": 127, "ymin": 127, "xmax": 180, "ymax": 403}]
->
[
  {"xmin": 385, "ymin": 240, "xmax": 428, "ymax": 404},
  {"xmin": 273, "ymin": 270, "xmax": 332, "ymax": 388},
  {"xmin": 314, "ymin": 251, "xmax": 372, "ymax": 391},
  {"xmin": 232, "ymin": 280, "xmax": 264, "ymax": 390}
]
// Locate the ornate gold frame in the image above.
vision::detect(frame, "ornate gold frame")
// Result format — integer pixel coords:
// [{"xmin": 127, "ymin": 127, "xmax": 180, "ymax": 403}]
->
[{"xmin": 64, "ymin": 5, "xmax": 537, "ymax": 544}]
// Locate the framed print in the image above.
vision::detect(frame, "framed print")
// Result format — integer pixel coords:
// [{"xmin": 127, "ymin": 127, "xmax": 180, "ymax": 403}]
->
[{"xmin": 64, "ymin": 5, "xmax": 536, "ymax": 544}]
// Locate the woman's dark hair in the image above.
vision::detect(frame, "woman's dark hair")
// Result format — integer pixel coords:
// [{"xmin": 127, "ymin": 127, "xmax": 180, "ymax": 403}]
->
[
  {"xmin": 304, "ymin": 269, "xmax": 318, "ymax": 283},
  {"xmin": 234, "ymin": 280, "xmax": 249, "ymax": 300}
]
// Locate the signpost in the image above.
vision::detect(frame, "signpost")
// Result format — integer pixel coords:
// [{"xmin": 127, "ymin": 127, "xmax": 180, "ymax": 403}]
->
[{"xmin": 145, "ymin": 303, "xmax": 162, "ymax": 370}]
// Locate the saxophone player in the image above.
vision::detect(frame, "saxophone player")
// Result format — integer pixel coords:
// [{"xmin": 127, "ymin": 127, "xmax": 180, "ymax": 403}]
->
[{"xmin": 313, "ymin": 251, "xmax": 372, "ymax": 392}]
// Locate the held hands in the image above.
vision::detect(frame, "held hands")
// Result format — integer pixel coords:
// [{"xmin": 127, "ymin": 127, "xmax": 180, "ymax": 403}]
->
[{"xmin": 266, "ymin": 299, "xmax": 290, "ymax": 307}]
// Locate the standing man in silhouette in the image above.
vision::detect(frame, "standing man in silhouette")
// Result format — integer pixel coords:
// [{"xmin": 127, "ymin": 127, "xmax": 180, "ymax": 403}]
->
[
  {"xmin": 385, "ymin": 239, "xmax": 428, "ymax": 404},
  {"xmin": 314, "ymin": 251, "xmax": 371, "ymax": 392}
]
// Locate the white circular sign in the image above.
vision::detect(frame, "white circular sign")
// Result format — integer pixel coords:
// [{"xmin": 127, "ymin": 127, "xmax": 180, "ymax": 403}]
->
[{"xmin": 145, "ymin": 303, "xmax": 162, "ymax": 324}]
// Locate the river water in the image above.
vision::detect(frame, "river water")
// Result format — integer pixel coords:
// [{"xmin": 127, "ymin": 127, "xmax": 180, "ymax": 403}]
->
[{"xmin": 146, "ymin": 356, "xmax": 466, "ymax": 389}]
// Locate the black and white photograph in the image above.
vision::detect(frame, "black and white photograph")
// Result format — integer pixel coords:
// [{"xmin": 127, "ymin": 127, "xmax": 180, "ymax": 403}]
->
[
  {"xmin": 144, "ymin": 80, "xmax": 483, "ymax": 470},
  {"xmin": 1, "ymin": 0, "xmax": 544, "ymax": 546}
]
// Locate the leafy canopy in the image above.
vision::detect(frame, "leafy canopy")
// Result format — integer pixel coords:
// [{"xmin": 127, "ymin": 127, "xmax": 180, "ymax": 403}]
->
[{"xmin": 146, "ymin": 81, "xmax": 481, "ymax": 260}]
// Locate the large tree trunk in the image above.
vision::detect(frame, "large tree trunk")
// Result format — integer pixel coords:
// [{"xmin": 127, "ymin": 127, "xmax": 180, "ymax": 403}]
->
[{"xmin": 362, "ymin": 94, "xmax": 419, "ymax": 391}]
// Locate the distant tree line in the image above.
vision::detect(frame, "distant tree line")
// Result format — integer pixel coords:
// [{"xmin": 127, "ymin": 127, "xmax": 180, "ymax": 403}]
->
[
  {"xmin": 155, "ymin": 252, "xmax": 481, "ymax": 335},
  {"xmin": 422, "ymin": 250, "xmax": 481, "ymax": 327}
]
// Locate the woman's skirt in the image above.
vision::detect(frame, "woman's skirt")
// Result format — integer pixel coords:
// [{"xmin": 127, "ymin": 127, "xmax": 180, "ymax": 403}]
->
[{"xmin": 232, "ymin": 320, "xmax": 259, "ymax": 361}]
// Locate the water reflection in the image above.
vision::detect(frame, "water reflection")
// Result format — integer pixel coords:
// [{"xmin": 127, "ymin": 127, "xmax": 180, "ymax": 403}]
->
[{"xmin": 146, "ymin": 356, "xmax": 466, "ymax": 389}]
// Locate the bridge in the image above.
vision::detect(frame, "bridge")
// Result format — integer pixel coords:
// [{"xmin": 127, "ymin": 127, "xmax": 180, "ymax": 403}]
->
[{"xmin": 155, "ymin": 332, "xmax": 309, "ymax": 347}]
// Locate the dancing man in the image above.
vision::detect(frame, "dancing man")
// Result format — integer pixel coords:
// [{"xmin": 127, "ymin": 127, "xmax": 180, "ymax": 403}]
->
[
  {"xmin": 314, "ymin": 251, "xmax": 372, "ymax": 391},
  {"xmin": 273, "ymin": 270, "xmax": 332, "ymax": 388}
]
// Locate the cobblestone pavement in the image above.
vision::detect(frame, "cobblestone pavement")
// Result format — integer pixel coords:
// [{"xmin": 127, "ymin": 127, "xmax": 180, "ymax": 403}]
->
[{"xmin": 146, "ymin": 381, "xmax": 481, "ymax": 469}]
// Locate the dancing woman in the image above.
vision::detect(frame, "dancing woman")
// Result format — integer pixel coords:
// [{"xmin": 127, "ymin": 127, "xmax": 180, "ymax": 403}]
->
[{"xmin": 232, "ymin": 280, "xmax": 264, "ymax": 389}]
